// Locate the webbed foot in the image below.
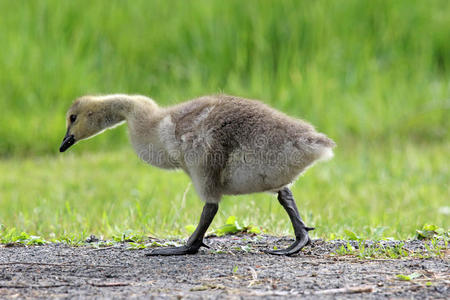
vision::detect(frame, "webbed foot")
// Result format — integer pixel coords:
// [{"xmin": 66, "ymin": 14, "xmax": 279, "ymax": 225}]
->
[
  {"xmin": 145, "ymin": 203, "xmax": 218, "ymax": 257},
  {"xmin": 265, "ymin": 227, "xmax": 313, "ymax": 256},
  {"xmin": 146, "ymin": 242, "xmax": 209, "ymax": 256}
]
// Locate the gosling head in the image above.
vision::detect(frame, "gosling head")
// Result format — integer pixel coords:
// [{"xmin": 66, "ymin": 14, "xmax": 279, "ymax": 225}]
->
[{"xmin": 59, "ymin": 96, "xmax": 124, "ymax": 152}]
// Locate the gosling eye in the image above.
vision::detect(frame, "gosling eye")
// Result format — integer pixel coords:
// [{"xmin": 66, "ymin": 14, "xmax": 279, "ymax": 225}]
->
[{"xmin": 69, "ymin": 114, "xmax": 77, "ymax": 123}]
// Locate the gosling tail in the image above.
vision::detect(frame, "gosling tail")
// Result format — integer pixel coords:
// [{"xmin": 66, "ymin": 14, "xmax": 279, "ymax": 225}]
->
[{"xmin": 298, "ymin": 132, "xmax": 336, "ymax": 161}]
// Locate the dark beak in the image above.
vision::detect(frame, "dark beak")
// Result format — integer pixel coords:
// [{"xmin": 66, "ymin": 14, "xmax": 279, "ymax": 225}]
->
[{"xmin": 59, "ymin": 132, "xmax": 76, "ymax": 152}]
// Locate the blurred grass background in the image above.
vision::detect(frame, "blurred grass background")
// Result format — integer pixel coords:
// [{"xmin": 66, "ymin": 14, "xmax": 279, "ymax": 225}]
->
[{"xmin": 0, "ymin": 0, "xmax": 448, "ymax": 240}]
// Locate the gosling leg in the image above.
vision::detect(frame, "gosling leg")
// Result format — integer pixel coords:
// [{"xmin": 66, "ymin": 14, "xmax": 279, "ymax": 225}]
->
[
  {"xmin": 265, "ymin": 187, "xmax": 314, "ymax": 256},
  {"xmin": 146, "ymin": 203, "xmax": 218, "ymax": 256}
]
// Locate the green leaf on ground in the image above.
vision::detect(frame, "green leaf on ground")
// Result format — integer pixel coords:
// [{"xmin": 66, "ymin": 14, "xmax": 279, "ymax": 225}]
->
[
  {"xmin": 416, "ymin": 224, "xmax": 448, "ymax": 240},
  {"xmin": 396, "ymin": 272, "xmax": 422, "ymax": 281},
  {"xmin": 344, "ymin": 229, "xmax": 360, "ymax": 240},
  {"xmin": 214, "ymin": 216, "xmax": 261, "ymax": 236}
]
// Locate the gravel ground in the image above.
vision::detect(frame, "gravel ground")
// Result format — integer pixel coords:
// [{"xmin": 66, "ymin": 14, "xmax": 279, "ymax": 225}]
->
[{"xmin": 0, "ymin": 235, "xmax": 448, "ymax": 299}]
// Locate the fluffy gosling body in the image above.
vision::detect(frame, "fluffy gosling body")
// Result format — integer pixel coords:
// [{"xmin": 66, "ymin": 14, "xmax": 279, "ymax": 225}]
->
[{"xmin": 60, "ymin": 94, "xmax": 335, "ymax": 256}]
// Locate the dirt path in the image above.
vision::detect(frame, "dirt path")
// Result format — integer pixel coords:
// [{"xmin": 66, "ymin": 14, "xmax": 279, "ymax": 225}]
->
[{"xmin": 0, "ymin": 236, "xmax": 448, "ymax": 299}]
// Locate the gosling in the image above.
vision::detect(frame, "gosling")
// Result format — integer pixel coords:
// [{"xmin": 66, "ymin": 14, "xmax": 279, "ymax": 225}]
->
[{"xmin": 60, "ymin": 94, "xmax": 335, "ymax": 256}]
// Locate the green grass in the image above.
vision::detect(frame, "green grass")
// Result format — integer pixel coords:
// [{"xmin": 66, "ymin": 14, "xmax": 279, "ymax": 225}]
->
[
  {"xmin": 0, "ymin": 0, "xmax": 448, "ymax": 155},
  {"xmin": 0, "ymin": 0, "xmax": 448, "ymax": 241},
  {"xmin": 332, "ymin": 239, "xmax": 447, "ymax": 260}
]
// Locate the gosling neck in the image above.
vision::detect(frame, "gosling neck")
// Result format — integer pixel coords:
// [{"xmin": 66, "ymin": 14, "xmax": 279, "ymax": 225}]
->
[{"xmin": 93, "ymin": 94, "xmax": 159, "ymax": 128}]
